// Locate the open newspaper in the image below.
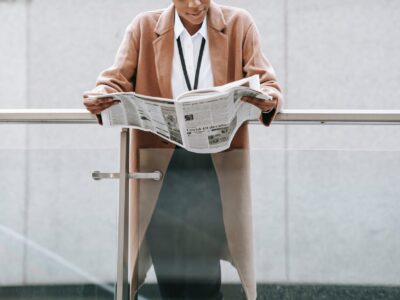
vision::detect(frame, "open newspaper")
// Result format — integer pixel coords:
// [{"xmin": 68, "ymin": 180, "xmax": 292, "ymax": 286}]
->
[{"xmin": 98, "ymin": 75, "xmax": 271, "ymax": 153}]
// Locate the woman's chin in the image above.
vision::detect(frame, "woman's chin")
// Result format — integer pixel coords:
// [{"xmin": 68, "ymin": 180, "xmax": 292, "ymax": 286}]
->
[{"xmin": 185, "ymin": 10, "xmax": 206, "ymax": 23}]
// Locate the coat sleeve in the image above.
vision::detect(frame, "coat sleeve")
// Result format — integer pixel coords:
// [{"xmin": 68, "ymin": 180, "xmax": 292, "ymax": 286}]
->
[
  {"xmin": 242, "ymin": 21, "xmax": 283, "ymax": 126},
  {"xmin": 91, "ymin": 18, "xmax": 140, "ymax": 94}
]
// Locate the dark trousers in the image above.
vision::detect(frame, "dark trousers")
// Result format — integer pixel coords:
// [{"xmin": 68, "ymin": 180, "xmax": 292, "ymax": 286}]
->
[{"xmin": 145, "ymin": 148, "xmax": 227, "ymax": 300}]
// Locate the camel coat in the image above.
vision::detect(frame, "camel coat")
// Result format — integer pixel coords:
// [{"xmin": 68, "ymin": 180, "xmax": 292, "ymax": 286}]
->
[{"xmin": 91, "ymin": 2, "xmax": 282, "ymax": 299}]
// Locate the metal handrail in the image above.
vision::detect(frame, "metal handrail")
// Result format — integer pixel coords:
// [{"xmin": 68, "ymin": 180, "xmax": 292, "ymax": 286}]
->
[
  {"xmin": 0, "ymin": 109, "xmax": 95, "ymax": 124},
  {"xmin": 1, "ymin": 109, "xmax": 400, "ymax": 124}
]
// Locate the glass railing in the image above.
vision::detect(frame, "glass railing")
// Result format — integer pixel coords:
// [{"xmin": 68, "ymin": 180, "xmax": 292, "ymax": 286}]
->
[
  {"xmin": 1, "ymin": 110, "xmax": 400, "ymax": 300},
  {"xmin": 0, "ymin": 122, "xmax": 119, "ymax": 300}
]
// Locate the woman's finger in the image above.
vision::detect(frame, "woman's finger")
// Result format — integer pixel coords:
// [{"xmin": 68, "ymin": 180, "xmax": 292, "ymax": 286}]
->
[
  {"xmin": 84, "ymin": 99, "xmax": 119, "ymax": 114},
  {"xmin": 84, "ymin": 97, "xmax": 114, "ymax": 104},
  {"xmin": 83, "ymin": 98, "xmax": 115, "ymax": 109},
  {"xmin": 241, "ymin": 96, "xmax": 277, "ymax": 111}
]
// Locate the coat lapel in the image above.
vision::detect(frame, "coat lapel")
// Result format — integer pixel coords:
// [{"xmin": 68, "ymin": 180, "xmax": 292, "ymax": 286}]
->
[
  {"xmin": 207, "ymin": 2, "xmax": 229, "ymax": 86},
  {"xmin": 153, "ymin": 4, "xmax": 175, "ymax": 99}
]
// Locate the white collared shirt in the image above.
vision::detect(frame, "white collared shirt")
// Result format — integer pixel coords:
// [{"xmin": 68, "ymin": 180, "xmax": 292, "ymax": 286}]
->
[{"xmin": 172, "ymin": 10, "xmax": 214, "ymax": 98}]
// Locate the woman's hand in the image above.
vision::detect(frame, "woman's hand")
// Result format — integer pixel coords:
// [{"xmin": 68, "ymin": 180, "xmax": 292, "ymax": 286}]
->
[
  {"xmin": 82, "ymin": 92, "xmax": 120, "ymax": 115},
  {"xmin": 241, "ymin": 96, "xmax": 277, "ymax": 112},
  {"xmin": 241, "ymin": 89, "xmax": 280, "ymax": 112}
]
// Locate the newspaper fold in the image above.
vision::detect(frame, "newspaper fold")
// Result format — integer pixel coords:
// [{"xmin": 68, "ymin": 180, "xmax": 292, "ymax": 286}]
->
[{"xmin": 98, "ymin": 75, "xmax": 271, "ymax": 153}]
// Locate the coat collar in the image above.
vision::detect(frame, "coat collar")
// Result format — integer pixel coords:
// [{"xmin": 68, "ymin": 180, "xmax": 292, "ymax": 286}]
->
[
  {"xmin": 207, "ymin": 1, "xmax": 227, "ymax": 32},
  {"xmin": 154, "ymin": 3, "xmax": 175, "ymax": 36},
  {"xmin": 153, "ymin": 1, "xmax": 229, "ymax": 98}
]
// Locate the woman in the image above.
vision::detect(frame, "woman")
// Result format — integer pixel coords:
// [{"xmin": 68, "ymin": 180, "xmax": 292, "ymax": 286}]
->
[{"xmin": 84, "ymin": 1, "xmax": 283, "ymax": 299}]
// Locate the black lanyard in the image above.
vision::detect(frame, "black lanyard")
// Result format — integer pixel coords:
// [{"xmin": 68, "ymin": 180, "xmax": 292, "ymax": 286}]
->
[{"xmin": 177, "ymin": 36, "xmax": 206, "ymax": 91}]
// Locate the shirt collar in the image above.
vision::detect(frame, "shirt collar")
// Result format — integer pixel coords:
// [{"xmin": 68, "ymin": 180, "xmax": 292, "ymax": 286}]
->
[{"xmin": 174, "ymin": 9, "xmax": 208, "ymax": 40}]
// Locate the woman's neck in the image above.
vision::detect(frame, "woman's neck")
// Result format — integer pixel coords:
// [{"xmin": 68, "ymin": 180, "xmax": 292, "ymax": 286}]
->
[{"xmin": 181, "ymin": 20, "xmax": 202, "ymax": 36}]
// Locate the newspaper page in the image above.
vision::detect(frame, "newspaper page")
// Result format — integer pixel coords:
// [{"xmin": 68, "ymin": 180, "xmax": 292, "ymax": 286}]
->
[
  {"xmin": 98, "ymin": 75, "xmax": 272, "ymax": 153},
  {"xmin": 100, "ymin": 93, "xmax": 184, "ymax": 146},
  {"xmin": 176, "ymin": 87, "xmax": 265, "ymax": 153}
]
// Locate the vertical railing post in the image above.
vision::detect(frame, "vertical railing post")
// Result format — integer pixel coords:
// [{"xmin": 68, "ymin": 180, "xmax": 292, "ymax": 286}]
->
[{"xmin": 116, "ymin": 128, "xmax": 130, "ymax": 300}]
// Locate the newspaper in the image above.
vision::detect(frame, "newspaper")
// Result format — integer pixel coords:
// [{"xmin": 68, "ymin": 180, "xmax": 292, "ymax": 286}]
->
[{"xmin": 97, "ymin": 75, "xmax": 271, "ymax": 153}]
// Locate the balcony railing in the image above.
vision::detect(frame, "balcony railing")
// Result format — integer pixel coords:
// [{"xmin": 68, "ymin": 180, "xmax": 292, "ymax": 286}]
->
[
  {"xmin": 1, "ymin": 109, "xmax": 399, "ymax": 300},
  {"xmin": 1, "ymin": 109, "xmax": 400, "ymax": 124}
]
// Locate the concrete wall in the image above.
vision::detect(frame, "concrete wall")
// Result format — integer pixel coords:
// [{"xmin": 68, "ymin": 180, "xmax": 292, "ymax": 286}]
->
[{"xmin": 1, "ymin": 0, "xmax": 400, "ymax": 288}]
